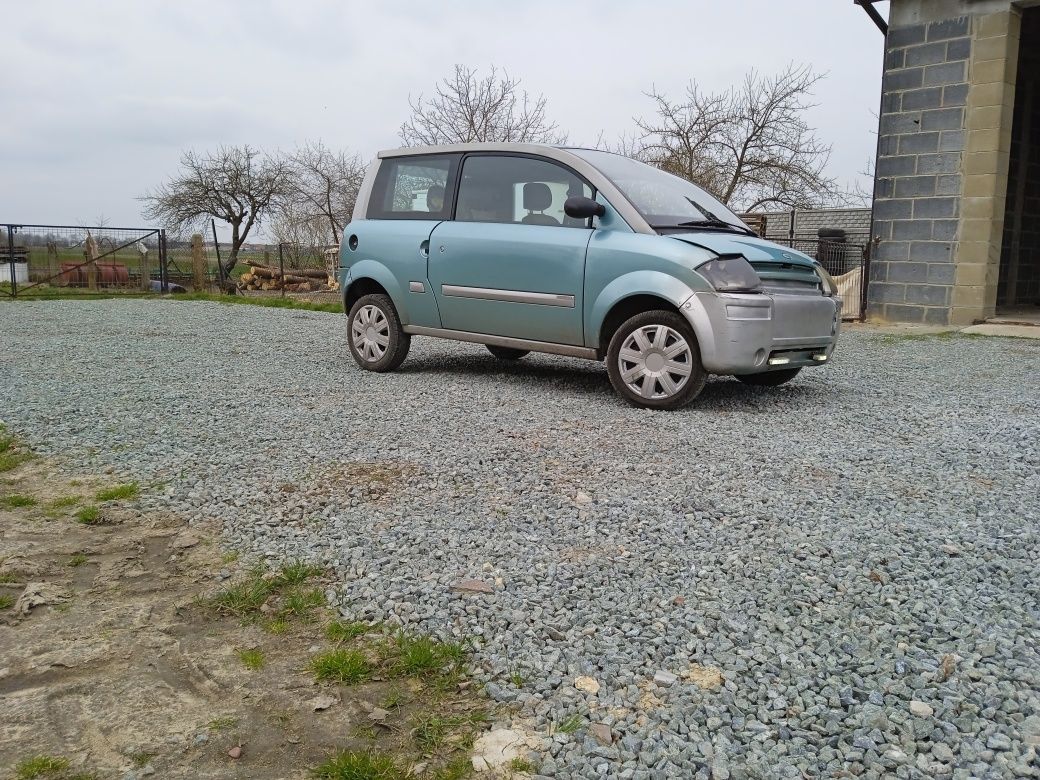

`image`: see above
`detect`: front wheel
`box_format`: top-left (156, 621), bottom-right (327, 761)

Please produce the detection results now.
top-left (735, 367), bottom-right (801, 386)
top-left (347, 293), bottom-right (410, 372)
top-left (606, 310), bottom-right (707, 410)
top-left (487, 345), bottom-right (529, 360)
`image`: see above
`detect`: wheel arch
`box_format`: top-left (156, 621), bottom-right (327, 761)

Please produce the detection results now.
top-left (588, 271), bottom-right (701, 357)
top-left (343, 259), bottom-right (408, 324)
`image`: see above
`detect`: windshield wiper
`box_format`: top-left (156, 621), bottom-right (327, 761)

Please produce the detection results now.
top-left (652, 219), bottom-right (758, 236)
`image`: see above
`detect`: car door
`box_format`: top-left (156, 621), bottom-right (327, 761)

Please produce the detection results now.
top-left (427, 154), bottom-right (594, 346)
top-left (359, 153), bottom-right (460, 328)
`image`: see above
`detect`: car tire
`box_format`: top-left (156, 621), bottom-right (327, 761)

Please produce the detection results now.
top-left (487, 345), bottom-right (530, 360)
top-left (735, 367), bottom-right (802, 386)
top-left (606, 309), bottom-right (707, 410)
top-left (347, 293), bottom-right (410, 372)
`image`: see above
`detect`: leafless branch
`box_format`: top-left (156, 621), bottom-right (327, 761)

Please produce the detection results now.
top-left (399, 65), bottom-right (566, 146)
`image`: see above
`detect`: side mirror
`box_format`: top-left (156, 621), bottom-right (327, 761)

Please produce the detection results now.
top-left (564, 196), bottom-right (606, 220)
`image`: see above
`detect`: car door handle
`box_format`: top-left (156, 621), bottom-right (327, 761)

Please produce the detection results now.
top-left (419, 240), bottom-right (429, 258)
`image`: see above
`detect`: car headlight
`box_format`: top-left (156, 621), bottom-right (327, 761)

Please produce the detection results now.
top-left (695, 255), bottom-right (762, 293)
top-left (815, 264), bottom-right (838, 296)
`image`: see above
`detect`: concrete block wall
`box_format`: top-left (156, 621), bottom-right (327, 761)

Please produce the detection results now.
top-left (869, 14), bottom-right (973, 324)
top-left (868, 0), bottom-right (1023, 325)
top-left (745, 208), bottom-right (872, 241)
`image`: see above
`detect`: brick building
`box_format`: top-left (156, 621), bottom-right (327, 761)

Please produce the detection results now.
top-left (865, 0), bottom-right (1039, 325)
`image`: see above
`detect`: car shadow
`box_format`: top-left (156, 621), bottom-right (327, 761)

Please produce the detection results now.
top-left (397, 349), bottom-right (823, 411)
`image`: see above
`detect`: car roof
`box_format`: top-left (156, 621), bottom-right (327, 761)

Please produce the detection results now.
top-left (376, 143), bottom-right (612, 159)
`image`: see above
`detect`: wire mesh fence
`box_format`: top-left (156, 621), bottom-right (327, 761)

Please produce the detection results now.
top-left (1, 223), bottom-right (167, 296)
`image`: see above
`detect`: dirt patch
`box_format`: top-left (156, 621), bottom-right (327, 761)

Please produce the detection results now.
top-left (0, 454), bottom-right (490, 780)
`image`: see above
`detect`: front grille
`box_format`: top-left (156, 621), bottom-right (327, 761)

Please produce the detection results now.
top-left (750, 260), bottom-right (821, 292)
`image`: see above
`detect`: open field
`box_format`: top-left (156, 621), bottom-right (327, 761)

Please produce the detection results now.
top-left (1, 300), bottom-right (1039, 778)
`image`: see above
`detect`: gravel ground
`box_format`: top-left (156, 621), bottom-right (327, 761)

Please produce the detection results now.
top-left (2, 299), bottom-right (1039, 779)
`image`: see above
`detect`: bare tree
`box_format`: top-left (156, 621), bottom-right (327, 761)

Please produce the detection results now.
top-left (141, 145), bottom-right (288, 277)
top-left (635, 65), bottom-right (841, 211)
top-left (399, 65), bottom-right (566, 146)
top-left (280, 141), bottom-right (367, 246)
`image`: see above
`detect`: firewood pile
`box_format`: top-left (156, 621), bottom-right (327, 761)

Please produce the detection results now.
top-left (238, 263), bottom-right (339, 293)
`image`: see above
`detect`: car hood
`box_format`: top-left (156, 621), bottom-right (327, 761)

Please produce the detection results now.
top-left (667, 232), bottom-right (817, 268)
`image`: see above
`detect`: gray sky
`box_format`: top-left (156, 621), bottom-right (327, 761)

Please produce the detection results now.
top-left (1, 0), bottom-right (887, 237)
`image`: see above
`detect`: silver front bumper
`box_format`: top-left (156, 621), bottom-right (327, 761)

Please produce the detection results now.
top-left (682, 291), bottom-right (841, 375)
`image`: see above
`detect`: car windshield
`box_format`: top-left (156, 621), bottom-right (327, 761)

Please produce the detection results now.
top-left (568, 148), bottom-right (750, 232)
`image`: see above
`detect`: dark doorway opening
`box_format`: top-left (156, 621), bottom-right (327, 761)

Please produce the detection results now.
top-left (998, 7), bottom-right (1040, 312)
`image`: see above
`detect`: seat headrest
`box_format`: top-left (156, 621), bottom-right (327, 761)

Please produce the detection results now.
top-left (426, 185), bottom-right (445, 212)
top-left (523, 182), bottom-right (553, 212)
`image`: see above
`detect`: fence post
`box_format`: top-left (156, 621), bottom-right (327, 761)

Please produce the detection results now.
top-left (159, 229), bottom-right (169, 293)
top-left (6, 225), bottom-right (16, 297)
top-left (211, 219), bottom-right (225, 291)
top-left (85, 234), bottom-right (98, 291)
top-left (278, 243), bottom-right (285, 298)
top-left (789, 209), bottom-right (796, 244)
top-left (191, 233), bottom-right (206, 291)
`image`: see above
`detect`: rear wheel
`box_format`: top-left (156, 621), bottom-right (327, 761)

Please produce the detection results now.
top-left (347, 293), bottom-right (410, 372)
top-left (606, 309), bottom-right (707, 410)
top-left (487, 345), bottom-right (529, 360)
top-left (735, 367), bottom-right (802, 386)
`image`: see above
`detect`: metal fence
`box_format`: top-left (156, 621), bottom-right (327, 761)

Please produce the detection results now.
top-left (0, 223), bottom-right (173, 296)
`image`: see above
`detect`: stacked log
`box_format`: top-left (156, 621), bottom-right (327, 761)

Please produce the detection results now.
top-left (238, 263), bottom-right (340, 293)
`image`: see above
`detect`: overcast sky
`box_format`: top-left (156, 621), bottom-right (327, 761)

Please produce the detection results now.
top-left (1, 1), bottom-right (888, 238)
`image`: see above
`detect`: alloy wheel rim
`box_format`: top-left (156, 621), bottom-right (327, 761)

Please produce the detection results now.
top-left (618, 324), bottom-right (693, 400)
top-left (351, 305), bottom-right (390, 362)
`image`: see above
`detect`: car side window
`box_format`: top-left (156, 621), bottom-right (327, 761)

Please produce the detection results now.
top-left (455, 155), bottom-right (593, 228)
top-left (368, 155), bottom-right (457, 220)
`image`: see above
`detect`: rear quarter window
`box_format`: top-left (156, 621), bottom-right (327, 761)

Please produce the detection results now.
top-left (367, 155), bottom-right (458, 220)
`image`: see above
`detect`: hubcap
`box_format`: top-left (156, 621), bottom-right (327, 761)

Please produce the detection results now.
top-left (618, 324), bottom-right (693, 400)
top-left (351, 304), bottom-right (390, 362)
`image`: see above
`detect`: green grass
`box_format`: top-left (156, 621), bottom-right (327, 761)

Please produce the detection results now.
top-left (310, 648), bottom-right (372, 684)
top-left (279, 560), bottom-right (325, 585)
top-left (178, 292), bottom-right (342, 314)
top-left (0, 572), bottom-right (18, 583)
top-left (509, 670), bottom-right (524, 687)
top-left (0, 594), bottom-right (14, 610)
top-left (208, 562), bottom-right (326, 623)
top-left (207, 715), bottom-right (239, 730)
top-left (75, 505), bottom-right (104, 525)
top-left (238, 648), bottom-right (266, 670)
top-left (95, 482), bottom-right (139, 501)
top-left (311, 750), bottom-right (407, 780)
top-left (67, 553), bottom-right (89, 567)
top-left (411, 712), bottom-right (486, 752)
top-left (15, 755), bottom-right (70, 779)
top-left (326, 619), bottom-right (371, 643)
top-left (1, 494), bottom-right (37, 508)
top-left (264, 618), bottom-right (290, 635)
top-left (556, 714), bottom-right (583, 735)
top-left (0, 424), bottom-right (32, 473)
top-left (427, 757), bottom-right (473, 780)
top-left (390, 633), bottom-right (466, 677)
top-left (509, 758), bottom-right (534, 773)
top-left (279, 586), bottom-right (325, 619)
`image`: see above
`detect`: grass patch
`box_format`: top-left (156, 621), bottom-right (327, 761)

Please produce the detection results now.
top-left (180, 291), bottom-right (343, 314)
top-left (312, 750), bottom-right (406, 780)
top-left (208, 562), bottom-right (325, 622)
top-left (67, 553), bottom-right (89, 567)
top-left (238, 648), bottom-right (265, 670)
top-left (15, 755), bottom-right (69, 779)
top-left (0, 594), bottom-right (14, 609)
top-left (75, 505), bottom-right (105, 525)
top-left (220, 550), bottom-right (240, 564)
top-left (389, 633), bottom-right (466, 677)
top-left (280, 586), bottom-right (325, 619)
top-left (326, 619), bottom-right (371, 643)
top-left (509, 757), bottom-right (534, 773)
top-left (509, 670), bottom-right (524, 688)
top-left (264, 618), bottom-right (290, 635)
top-left (0, 572), bottom-right (18, 584)
top-left (0, 424), bottom-right (32, 473)
top-left (428, 757), bottom-right (473, 780)
top-left (411, 712), bottom-right (486, 753)
top-left (1, 494), bottom-right (37, 509)
top-left (207, 715), bottom-right (239, 731)
top-left (555, 714), bottom-right (583, 735)
top-left (95, 482), bottom-right (139, 501)
top-left (311, 648), bottom-right (372, 684)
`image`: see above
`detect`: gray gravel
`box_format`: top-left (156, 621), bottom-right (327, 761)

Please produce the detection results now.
top-left (3, 299), bottom-right (1039, 779)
